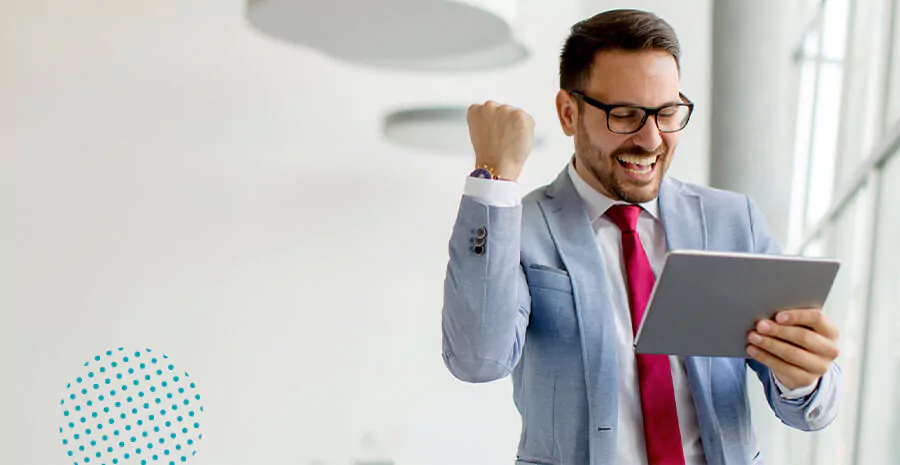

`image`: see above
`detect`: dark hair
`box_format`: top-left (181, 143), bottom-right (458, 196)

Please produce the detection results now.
top-left (559, 9), bottom-right (680, 91)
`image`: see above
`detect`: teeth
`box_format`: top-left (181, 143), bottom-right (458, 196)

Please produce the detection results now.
top-left (626, 165), bottom-right (652, 175)
top-left (617, 154), bottom-right (657, 166)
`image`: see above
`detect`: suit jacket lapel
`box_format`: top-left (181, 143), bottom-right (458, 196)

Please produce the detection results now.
top-left (658, 177), bottom-right (706, 251)
top-left (537, 169), bottom-right (619, 451)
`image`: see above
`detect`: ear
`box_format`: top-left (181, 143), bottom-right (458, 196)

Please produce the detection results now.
top-left (556, 90), bottom-right (578, 137)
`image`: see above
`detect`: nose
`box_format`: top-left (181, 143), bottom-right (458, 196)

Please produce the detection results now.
top-left (631, 115), bottom-right (663, 151)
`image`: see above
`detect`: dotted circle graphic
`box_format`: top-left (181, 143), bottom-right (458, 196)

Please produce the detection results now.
top-left (59, 348), bottom-right (205, 465)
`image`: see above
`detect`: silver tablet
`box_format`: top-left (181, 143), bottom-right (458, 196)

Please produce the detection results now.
top-left (634, 250), bottom-right (840, 358)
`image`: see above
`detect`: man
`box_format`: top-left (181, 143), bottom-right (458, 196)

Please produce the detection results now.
top-left (441, 9), bottom-right (841, 465)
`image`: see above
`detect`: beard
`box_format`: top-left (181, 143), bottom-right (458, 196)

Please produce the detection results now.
top-left (575, 118), bottom-right (669, 204)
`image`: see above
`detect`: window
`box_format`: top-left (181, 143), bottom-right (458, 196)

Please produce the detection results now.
top-left (786, 1), bottom-right (900, 463)
top-left (805, 186), bottom-right (874, 465)
top-left (788, 32), bottom-right (821, 249)
top-left (854, 151), bottom-right (900, 464)
top-left (837, 0), bottom-right (893, 185)
top-left (788, 0), bottom-right (851, 246)
top-left (886, 0), bottom-right (900, 127)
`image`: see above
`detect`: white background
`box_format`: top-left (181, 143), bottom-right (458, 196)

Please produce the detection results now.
top-left (0, 0), bottom-right (713, 463)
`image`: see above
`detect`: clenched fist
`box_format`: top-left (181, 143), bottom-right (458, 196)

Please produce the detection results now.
top-left (467, 101), bottom-right (535, 181)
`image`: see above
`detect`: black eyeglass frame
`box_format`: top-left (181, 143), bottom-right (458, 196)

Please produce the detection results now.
top-left (568, 90), bottom-right (695, 135)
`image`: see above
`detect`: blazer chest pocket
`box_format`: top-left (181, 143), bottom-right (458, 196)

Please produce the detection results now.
top-left (527, 264), bottom-right (571, 290)
top-left (526, 264), bottom-right (578, 338)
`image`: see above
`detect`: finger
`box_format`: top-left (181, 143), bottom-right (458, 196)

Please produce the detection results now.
top-left (746, 345), bottom-right (818, 387)
top-left (523, 112), bottom-right (535, 128)
top-left (756, 320), bottom-right (840, 359)
top-left (748, 332), bottom-right (831, 377)
top-left (775, 308), bottom-right (840, 340)
top-left (469, 102), bottom-right (484, 115)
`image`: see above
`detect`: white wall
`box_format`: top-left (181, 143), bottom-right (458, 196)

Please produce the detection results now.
top-left (0, 0), bottom-right (711, 463)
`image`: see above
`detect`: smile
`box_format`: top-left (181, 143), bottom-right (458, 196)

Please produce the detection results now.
top-left (616, 154), bottom-right (660, 175)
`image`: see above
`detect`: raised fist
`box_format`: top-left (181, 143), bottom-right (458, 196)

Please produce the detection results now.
top-left (467, 101), bottom-right (535, 181)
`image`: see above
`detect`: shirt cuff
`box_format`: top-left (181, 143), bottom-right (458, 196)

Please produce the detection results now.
top-left (463, 176), bottom-right (521, 207)
top-left (773, 373), bottom-right (818, 399)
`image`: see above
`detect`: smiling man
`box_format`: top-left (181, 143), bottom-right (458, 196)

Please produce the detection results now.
top-left (441, 9), bottom-right (841, 465)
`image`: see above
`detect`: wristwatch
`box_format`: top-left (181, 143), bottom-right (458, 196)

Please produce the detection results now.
top-left (470, 167), bottom-right (495, 179)
top-left (470, 165), bottom-right (507, 181)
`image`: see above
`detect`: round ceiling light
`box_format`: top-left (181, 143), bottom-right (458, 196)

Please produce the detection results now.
top-left (246, 0), bottom-right (529, 71)
top-left (383, 106), bottom-right (544, 155)
top-left (366, 39), bottom-right (528, 72)
top-left (384, 107), bottom-right (472, 155)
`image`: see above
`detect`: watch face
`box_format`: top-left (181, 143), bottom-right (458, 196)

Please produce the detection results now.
top-left (471, 168), bottom-right (493, 179)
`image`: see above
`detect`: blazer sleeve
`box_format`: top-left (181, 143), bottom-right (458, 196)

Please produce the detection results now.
top-left (441, 195), bottom-right (531, 383)
top-left (744, 196), bottom-right (843, 431)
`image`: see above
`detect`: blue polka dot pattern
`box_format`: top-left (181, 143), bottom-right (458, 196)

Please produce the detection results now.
top-left (59, 348), bottom-right (204, 465)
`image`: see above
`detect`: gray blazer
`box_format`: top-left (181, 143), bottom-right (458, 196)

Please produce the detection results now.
top-left (442, 168), bottom-right (841, 465)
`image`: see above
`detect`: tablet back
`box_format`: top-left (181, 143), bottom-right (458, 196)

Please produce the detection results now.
top-left (634, 250), bottom-right (840, 358)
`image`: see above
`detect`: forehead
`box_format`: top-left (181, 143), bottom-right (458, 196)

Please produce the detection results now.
top-left (586, 50), bottom-right (680, 105)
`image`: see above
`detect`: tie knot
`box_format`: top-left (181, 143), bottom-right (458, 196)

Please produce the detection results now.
top-left (605, 204), bottom-right (642, 233)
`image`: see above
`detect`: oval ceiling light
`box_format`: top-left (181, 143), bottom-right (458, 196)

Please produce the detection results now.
top-left (365, 39), bottom-right (528, 72)
top-left (246, 0), bottom-right (529, 71)
top-left (383, 106), bottom-right (543, 155)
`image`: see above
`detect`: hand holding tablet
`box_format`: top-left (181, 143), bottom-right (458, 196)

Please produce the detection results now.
top-left (634, 250), bottom-right (840, 360)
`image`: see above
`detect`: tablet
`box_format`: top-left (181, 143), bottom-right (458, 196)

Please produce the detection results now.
top-left (633, 250), bottom-right (840, 358)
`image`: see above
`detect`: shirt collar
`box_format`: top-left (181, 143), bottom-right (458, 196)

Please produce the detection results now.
top-left (566, 159), bottom-right (661, 224)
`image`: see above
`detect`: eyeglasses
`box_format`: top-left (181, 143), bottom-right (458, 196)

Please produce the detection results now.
top-left (568, 90), bottom-right (694, 135)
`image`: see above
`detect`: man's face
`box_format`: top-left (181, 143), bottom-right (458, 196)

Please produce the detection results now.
top-left (563, 50), bottom-right (682, 203)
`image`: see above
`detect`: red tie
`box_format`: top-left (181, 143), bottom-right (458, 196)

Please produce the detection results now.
top-left (606, 205), bottom-right (685, 465)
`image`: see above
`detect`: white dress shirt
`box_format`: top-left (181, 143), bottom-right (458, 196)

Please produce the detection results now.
top-left (462, 161), bottom-right (816, 464)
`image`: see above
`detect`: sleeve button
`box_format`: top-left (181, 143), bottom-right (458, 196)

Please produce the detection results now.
top-left (809, 406), bottom-right (821, 419)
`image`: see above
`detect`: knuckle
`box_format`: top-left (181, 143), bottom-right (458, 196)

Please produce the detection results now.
top-left (799, 331), bottom-right (814, 348)
top-left (783, 346), bottom-right (799, 362)
top-left (779, 342), bottom-right (801, 361)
